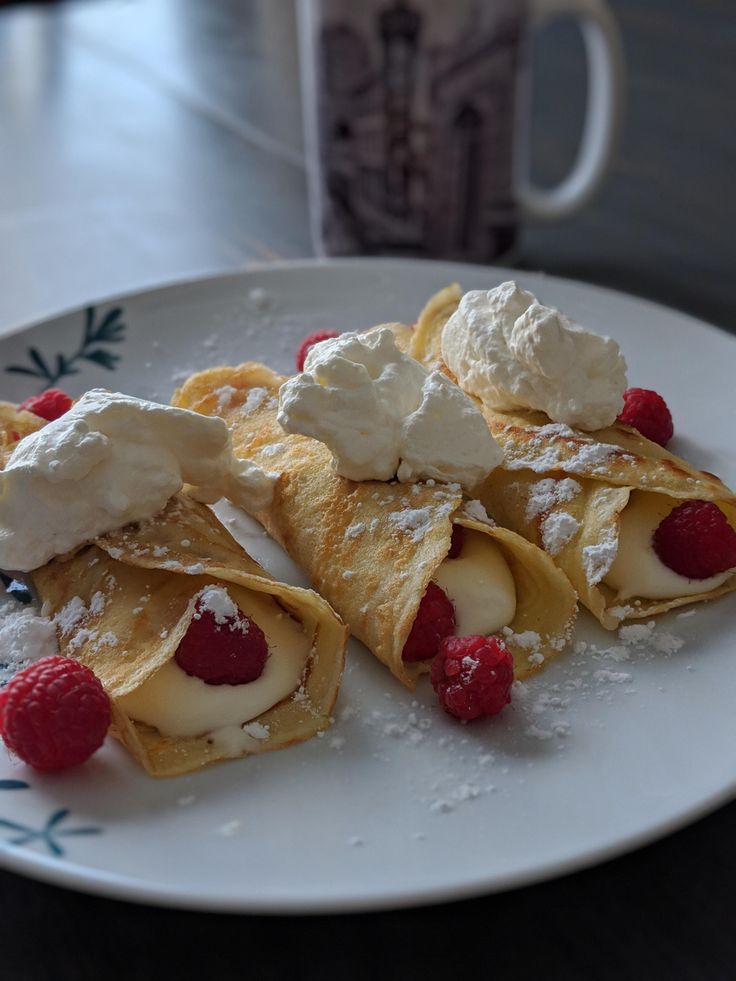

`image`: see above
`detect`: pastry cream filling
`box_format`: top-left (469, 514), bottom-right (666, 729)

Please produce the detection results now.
top-left (118, 586), bottom-right (310, 740)
top-left (433, 529), bottom-right (517, 635)
top-left (605, 491), bottom-right (732, 600)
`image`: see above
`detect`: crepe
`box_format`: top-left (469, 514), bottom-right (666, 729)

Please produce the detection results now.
top-left (1, 397), bottom-right (346, 776)
top-left (0, 402), bottom-right (44, 467)
top-left (403, 284), bottom-right (736, 628)
top-left (31, 493), bottom-right (347, 777)
top-left (172, 363), bottom-right (577, 686)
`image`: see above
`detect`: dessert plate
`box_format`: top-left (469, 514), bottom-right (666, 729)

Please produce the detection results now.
top-left (0, 259), bottom-right (734, 913)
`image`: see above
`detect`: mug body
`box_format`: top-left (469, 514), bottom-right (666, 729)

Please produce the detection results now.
top-left (300, 0), bottom-right (529, 262)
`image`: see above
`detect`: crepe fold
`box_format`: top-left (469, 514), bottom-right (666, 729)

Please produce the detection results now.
top-left (31, 494), bottom-right (347, 777)
top-left (404, 284), bottom-right (736, 629)
top-left (172, 363), bottom-right (577, 686)
top-left (0, 402), bottom-right (44, 467)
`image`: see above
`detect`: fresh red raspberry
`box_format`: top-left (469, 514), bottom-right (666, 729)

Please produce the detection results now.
top-left (19, 388), bottom-right (73, 422)
top-left (18, 388), bottom-right (72, 422)
top-left (0, 656), bottom-right (110, 771)
top-left (402, 582), bottom-right (456, 662)
top-left (175, 595), bottom-right (269, 685)
top-left (617, 388), bottom-right (673, 446)
top-left (431, 635), bottom-right (514, 720)
top-left (295, 330), bottom-right (340, 372)
top-left (447, 524), bottom-right (465, 559)
top-left (653, 500), bottom-right (736, 579)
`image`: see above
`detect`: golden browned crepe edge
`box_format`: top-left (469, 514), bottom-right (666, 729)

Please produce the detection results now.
top-left (407, 284), bottom-right (736, 503)
top-left (479, 469), bottom-right (736, 629)
top-left (0, 402), bottom-right (45, 467)
top-left (478, 521), bottom-right (577, 677)
top-left (33, 494), bottom-right (348, 778)
top-left (403, 285), bottom-right (736, 626)
top-left (173, 363), bottom-right (578, 684)
top-left (408, 283), bottom-right (463, 368)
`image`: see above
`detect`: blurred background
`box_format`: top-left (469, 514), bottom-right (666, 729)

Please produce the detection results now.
top-left (0, 0), bottom-right (733, 331)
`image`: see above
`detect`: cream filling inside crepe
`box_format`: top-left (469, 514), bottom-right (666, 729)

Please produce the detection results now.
top-left (433, 529), bottom-right (517, 635)
top-left (605, 491), bottom-right (732, 600)
top-left (117, 586), bottom-right (310, 742)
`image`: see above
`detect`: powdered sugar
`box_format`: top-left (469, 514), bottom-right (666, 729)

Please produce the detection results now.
top-left (618, 622), bottom-right (655, 645)
top-left (260, 443), bottom-right (285, 458)
top-left (196, 585), bottom-right (238, 623)
top-left (507, 426), bottom-right (628, 476)
top-left (0, 596), bottom-right (59, 686)
top-left (241, 721), bottom-right (269, 741)
top-left (608, 604), bottom-right (634, 620)
top-left (88, 592), bottom-right (105, 616)
top-left (55, 596), bottom-right (88, 634)
top-left (525, 477), bottom-right (582, 520)
top-left (388, 507), bottom-right (432, 544)
top-left (311, 605), bottom-right (698, 847)
top-left (618, 620), bottom-right (684, 655)
top-left (213, 385), bottom-right (237, 412)
top-left (195, 585), bottom-right (249, 633)
top-left (541, 511), bottom-right (580, 555)
top-left (583, 536), bottom-right (619, 585)
top-left (345, 522), bottom-right (366, 540)
top-left (463, 499), bottom-right (495, 525)
top-left (96, 630), bottom-right (118, 648)
top-left (55, 591), bottom-right (108, 651)
top-left (593, 668), bottom-right (632, 684)
top-left (242, 388), bottom-right (274, 415)
top-left (248, 287), bottom-right (271, 310)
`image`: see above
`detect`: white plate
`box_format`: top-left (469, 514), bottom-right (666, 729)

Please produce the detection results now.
top-left (0, 259), bottom-right (734, 913)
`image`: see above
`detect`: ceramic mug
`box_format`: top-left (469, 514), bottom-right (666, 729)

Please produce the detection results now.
top-left (298, 0), bottom-right (623, 261)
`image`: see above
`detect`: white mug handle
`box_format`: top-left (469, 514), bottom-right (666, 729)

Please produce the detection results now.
top-left (518, 0), bottom-right (625, 220)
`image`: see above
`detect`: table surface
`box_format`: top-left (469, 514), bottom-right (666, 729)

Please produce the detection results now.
top-left (1, 0), bottom-right (734, 977)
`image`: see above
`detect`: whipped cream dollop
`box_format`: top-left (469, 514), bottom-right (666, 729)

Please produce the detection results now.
top-left (605, 492), bottom-right (732, 599)
top-left (278, 328), bottom-right (502, 489)
top-left (0, 390), bottom-right (275, 572)
top-left (442, 282), bottom-right (628, 431)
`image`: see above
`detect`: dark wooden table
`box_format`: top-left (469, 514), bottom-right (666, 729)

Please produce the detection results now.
top-left (1, 1), bottom-right (734, 978)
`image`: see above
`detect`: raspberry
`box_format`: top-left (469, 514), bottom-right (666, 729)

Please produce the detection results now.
top-left (0, 656), bottom-right (110, 771)
top-left (653, 500), bottom-right (736, 579)
top-left (617, 388), bottom-right (673, 446)
top-left (402, 582), bottom-right (456, 662)
top-left (174, 595), bottom-right (268, 684)
top-left (431, 635), bottom-right (514, 721)
top-left (447, 524), bottom-right (465, 559)
top-left (295, 330), bottom-right (340, 372)
top-left (19, 388), bottom-right (73, 422)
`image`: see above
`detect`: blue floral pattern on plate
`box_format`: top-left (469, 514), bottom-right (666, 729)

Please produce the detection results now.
top-left (5, 305), bottom-right (126, 390)
top-left (0, 782), bottom-right (102, 857)
top-left (0, 310), bottom-right (125, 859)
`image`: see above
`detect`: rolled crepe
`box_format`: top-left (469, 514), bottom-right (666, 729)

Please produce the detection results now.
top-left (404, 284), bottom-right (736, 628)
top-left (29, 493), bottom-right (347, 778)
top-left (1, 403), bottom-right (346, 776)
top-left (172, 363), bottom-right (577, 686)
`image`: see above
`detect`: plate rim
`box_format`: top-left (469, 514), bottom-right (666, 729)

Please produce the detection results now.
top-left (1, 774), bottom-right (733, 914)
top-left (1, 257), bottom-right (735, 350)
